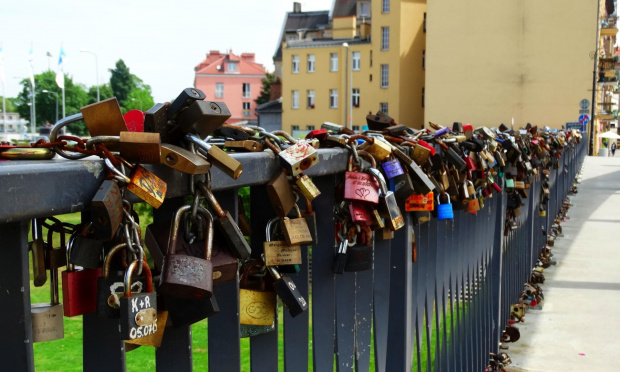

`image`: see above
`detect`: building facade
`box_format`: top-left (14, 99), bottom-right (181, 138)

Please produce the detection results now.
top-left (279, 0), bottom-right (427, 135)
top-left (425, 0), bottom-right (601, 131)
top-left (194, 50), bottom-right (266, 124)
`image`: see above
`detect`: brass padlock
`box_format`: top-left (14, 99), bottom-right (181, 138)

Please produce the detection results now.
top-left (119, 131), bottom-right (162, 164)
top-left (266, 170), bottom-right (297, 218)
top-left (91, 179), bottom-right (123, 240)
top-left (187, 134), bottom-right (242, 179)
top-left (356, 135), bottom-right (392, 161)
top-left (239, 261), bottom-right (277, 337)
top-left (32, 268), bottom-right (64, 342)
top-left (225, 140), bottom-right (264, 152)
top-left (263, 217), bottom-right (302, 267)
top-left (160, 144), bottom-right (211, 174)
top-left (294, 174), bottom-right (321, 202)
top-left (30, 219), bottom-right (47, 287)
top-left (81, 97), bottom-right (127, 136)
top-left (280, 205), bottom-right (313, 245)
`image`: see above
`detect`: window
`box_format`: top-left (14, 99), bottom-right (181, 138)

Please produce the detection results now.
top-left (228, 62), bottom-right (237, 72)
top-left (242, 83), bottom-right (251, 98)
top-left (307, 90), bottom-right (315, 108)
top-left (307, 125), bottom-right (315, 131)
top-left (382, 0), bottom-right (390, 13)
top-left (380, 102), bottom-right (388, 114)
top-left (292, 55), bottom-right (299, 73)
top-left (370, 50), bottom-right (373, 67)
top-left (381, 27), bottom-right (390, 50)
top-left (352, 89), bottom-right (360, 107)
top-left (330, 53), bottom-right (338, 72)
top-left (215, 83), bottom-right (224, 98)
top-left (291, 125), bottom-right (300, 131)
top-left (308, 54), bottom-right (315, 72)
top-left (381, 65), bottom-right (389, 88)
top-left (422, 88), bottom-right (425, 107)
top-left (292, 90), bottom-right (299, 109)
top-left (352, 52), bottom-right (361, 71)
top-left (242, 102), bottom-right (251, 116)
top-left (358, 2), bottom-right (370, 17)
top-left (370, 74), bottom-right (372, 82)
top-left (424, 13), bottom-right (427, 33)
top-left (423, 50), bottom-right (425, 70)
top-left (353, 125), bottom-right (360, 132)
top-left (330, 89), bottom-right (338, 108)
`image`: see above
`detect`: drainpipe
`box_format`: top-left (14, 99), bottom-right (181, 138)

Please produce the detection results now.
top-left (590, 0), bottom-right (601, 156)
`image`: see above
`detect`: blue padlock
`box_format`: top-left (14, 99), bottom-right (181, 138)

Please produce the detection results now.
top-left (436, 193), bottom-right (454, 220)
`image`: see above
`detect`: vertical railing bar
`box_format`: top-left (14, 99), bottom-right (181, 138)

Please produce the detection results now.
top-left (414, 221), bottom-right (427, 372)
top-left (283, 243), bottom-right (310, 372)
top-left (372, 233), bottom-right (391, 372)
top-left (354, 245), bottom-right (373, 372)
top-left (424, 218), bottom-right (438, 371)
top-left (335, 268), bottom-right (355, 371)
top-left (433, 220), bottom-right (445, 372)
top-left (311, 175), bottom-right (337, 372)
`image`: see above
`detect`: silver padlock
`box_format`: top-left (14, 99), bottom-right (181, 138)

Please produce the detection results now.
top-left (32, 268), bottom-right (64, 342)
top-left (278, 140), bottom-right (319, 177)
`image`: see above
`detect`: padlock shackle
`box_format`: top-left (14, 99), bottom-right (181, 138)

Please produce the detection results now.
top-left (167, 205), bottom-right (214, 260)
top-left (271, 130), bottom-right (298, 144)
top-left (124, 259), bottom-right (153, 298)
top-left (263, 136), bottom-right (281, 155)
top-left (197, 181), bottom-right (226, 218)
top-left (102, 242), bottom-right (129, 278)
top-left (357, 149), bottom-right (377, 169)
top-left (265, 217), bottom-right (279, 242)
top-left (49, 113), bottom-right (91, 160)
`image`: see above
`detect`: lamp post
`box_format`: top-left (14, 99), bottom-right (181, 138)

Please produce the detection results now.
top-left (42, 90), bottom-right (59, 123)
top-left (343, 42), bottom-right (350, 129)
top-left (131, 98), bottom-right (143, 111)
top-left (80, 48), bottom-right (99, 102)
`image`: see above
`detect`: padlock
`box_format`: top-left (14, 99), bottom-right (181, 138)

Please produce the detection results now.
top-left (105, 158), bottom-right (167, 209)
top-left (344, 148), bottom-right (380, 204)
top-left (381, 155), bottom-right (405, 179)
top-left (160, 205), bottom-right (214, 299)
top-left (280, 205), bottom-right (313, 245)
top-left (294, 188), bottom-right (318, 246)
top-left (119, 259), bottom-right (157, 341)
top-left (349, 201), bottom-right (374, 227)
top-left (123, 109), bottom-right (143, 131)
top-left (405, 191), bottom-right (434, 212)
top-left (332, 239), bottom-right (348, 274)
top-left (368, 166), bottom-right (404, 231)
top-left (30, 218), bottom-right (47, 287)
top-left (91, 179), bottom-right (124, 240)
top-left (239, 261), bottom-right (277, 337)
top-left (393, 171), bottom-right (416, 204)
top-left (69, 225), bottom-right (104, 269)
top-left (31, 267), bottom-right (64, 342)
top-left (161, 143), bottom-right (211, 174)
top-left (186, 134), bottom-right (243, 179)
top-left (356, 135), bottom-right (392, 161)
top-left (225, 140), bottom-right (264, 152)
top-left (263, 217), bottom-right (302, 267)
top-left (266, 170), bottom-right (297, 217)
top-left (306, 128), bottom-right (329, 140)
top-left (266, 264), bottom-right (308, 317)
top-left (166, 87), bottom-right (207, 120)
top-left (62, 232), bottom-right (102, 317)
top-left (321, 121), bottom-right (356, 135)
top-left (118, 131), bottom-right (162, 164)
top-left (392, 147), bottom-right (435, 194)
top-left (277, 139), bottom-right (320, 177)
top-left (436, 193), bottom-right (454, 220)
top-left (294, 173), bottom-right (321, 201)
top-left (411, 144), bottom-right (431, 166)
top-left (365, 111), bottom-right (394, 130)
top-left (81, 97), bottom-right (127, 136)
top-left (215, 124), bottom-right (251, 140)
top-left (176, 100), bottom-right (231, 139)
top-left (97, 243), bottom-right (145, 318)
top-left (344, 239), bottom-right (373, 272)
top-left (198, 180), bottom-right (252, 260)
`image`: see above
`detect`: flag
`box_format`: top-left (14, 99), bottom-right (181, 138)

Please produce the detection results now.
top-left (28, 45), bottom-right (35, 88)
top-left (55, 46), bottom-right (66, 89)
top-left (0, 45), bottom-right (5, 85)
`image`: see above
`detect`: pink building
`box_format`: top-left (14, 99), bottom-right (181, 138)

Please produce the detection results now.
top-left (194, 50), bottom-right (266, 123)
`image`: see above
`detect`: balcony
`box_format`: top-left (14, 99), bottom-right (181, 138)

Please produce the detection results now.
top-left (601, 16), bottom-right (618, 36)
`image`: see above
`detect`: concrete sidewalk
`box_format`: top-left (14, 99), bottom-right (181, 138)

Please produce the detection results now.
top-left (505, 155), bottom-right (620, 372)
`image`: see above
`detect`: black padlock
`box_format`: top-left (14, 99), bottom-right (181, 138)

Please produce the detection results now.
top-left (97, 243), bottom-right (145, 318)
top-left (70, 226), bottom-right (104, 269)
top-left (176, 100), bottom-right (231, 139)
top-left (166, 87), bottom-right (206, 121)
top-left (344, 244), bottom-right (373, 272)
top-left (120, 259), bottom-right (157, 341)
top-left (266, 265), bottom-right (308, 317)
top-left (162, 292), bottom-right (220, 327)
top-left (332, 239), bottom-right (348, 274)
top-left (214, 125), bottom-right (250, 140)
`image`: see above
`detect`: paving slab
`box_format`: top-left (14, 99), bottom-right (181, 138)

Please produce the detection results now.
top-left (505, 155), bottom-right (620, 371)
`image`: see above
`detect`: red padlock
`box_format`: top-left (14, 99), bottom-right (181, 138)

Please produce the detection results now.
top-left (124, 109), bottom-right (145, 132)
top-left (62, 233), bottom-right (102, 317)
top-left (305, 129), bottom-right (329, 140)
top-left (343, 148), bottom-right (379, 204)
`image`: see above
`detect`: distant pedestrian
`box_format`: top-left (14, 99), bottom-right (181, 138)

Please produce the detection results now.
top-left (612, 142), bottom-right (617, 157)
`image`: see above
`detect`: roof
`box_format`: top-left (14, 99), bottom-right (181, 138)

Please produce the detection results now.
top-left (332, 0), bottom-right (358, 18)
top-left (274, 10), bottom-right (330, 60)
top-left (256, 98), bottom-right (282, 113)
top-left (194, 50), bottom-right (266, 75)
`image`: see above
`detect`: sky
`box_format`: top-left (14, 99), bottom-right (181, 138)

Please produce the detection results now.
top-left (0, 0), bottom-right (332, 104)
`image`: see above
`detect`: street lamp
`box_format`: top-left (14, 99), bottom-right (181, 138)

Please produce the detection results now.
top-left (42, 90), bottom-right (59, 123)
top-left (80, 48), bottom-right (99, 102)
top-left (131, 98), bottom-right (143, 111)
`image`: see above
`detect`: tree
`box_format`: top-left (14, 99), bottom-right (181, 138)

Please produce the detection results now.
top-left (254, 72), bottom-right (277, 106)
top-left (109, 59), bottom-right (134, 105)
top-left (0, 97), bottom-right (17, 112)
top-left (86, 84), bottom-right (114, 105)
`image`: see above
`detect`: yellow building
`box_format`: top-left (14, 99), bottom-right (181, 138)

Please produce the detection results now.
top-left (280, 0), bottom-right (427, 135)
top-left (424, 0), bottom-right (603, 133)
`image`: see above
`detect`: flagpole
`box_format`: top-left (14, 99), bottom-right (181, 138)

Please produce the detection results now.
top-left (31, 82), bottom-right (36, 137)
top-left (2, 83), bottom-right (6, 134)
top-left (62, 86), bottom-right (65, 118)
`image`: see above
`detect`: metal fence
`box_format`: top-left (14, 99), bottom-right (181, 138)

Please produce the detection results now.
top-left (0, 134), bottom-right (586, 371)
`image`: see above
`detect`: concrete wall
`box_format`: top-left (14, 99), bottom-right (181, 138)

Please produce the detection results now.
top-left (425, 0), bottom-right (599, 129)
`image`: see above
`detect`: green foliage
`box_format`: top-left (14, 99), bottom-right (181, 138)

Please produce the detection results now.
top-left (86, 84), bottom-right (114, 105)
top-left (14, 71), bottom-right (89, 134)
top-left (254, 72), bottom-right (277, 106)
top-left (109, 59), bottom-right (134, 105)
top-left (0, 96), bottom-right (17, 112)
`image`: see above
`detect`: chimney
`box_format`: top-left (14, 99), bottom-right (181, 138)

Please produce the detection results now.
top-left (269, 79), bottom-right (282, 102)
top-left (293, 2), bottom-right (301, 13)
top-left (241, 53), bottom-right (255, 63)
